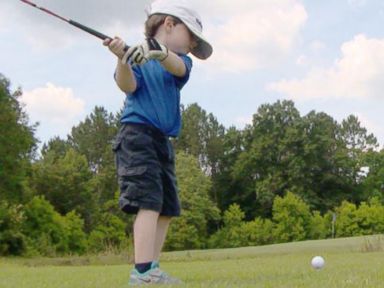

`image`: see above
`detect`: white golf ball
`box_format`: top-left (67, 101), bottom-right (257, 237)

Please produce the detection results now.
top-left (311, 256), bottom-right (325, 269)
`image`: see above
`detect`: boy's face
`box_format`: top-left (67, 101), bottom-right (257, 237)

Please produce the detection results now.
top-left (165, 19), bottom-right (198, 55)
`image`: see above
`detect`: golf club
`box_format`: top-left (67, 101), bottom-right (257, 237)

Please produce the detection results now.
top-left (20, 0), bottom-right (128, 50)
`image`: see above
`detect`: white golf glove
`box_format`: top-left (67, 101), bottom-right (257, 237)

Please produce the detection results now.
top-left (144, 38), bottom-right (169, 61)
top-left (122, 38), bottom-right (168, 65)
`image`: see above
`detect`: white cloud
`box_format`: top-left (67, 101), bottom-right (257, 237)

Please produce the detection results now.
top-left (348, 0), bottom-right (367, 8)
top-left (296, 41), bottom-right (326, 67)
top-left (267, 35), bottom-right (384, 100)
top-left (21, 83), bottom-right (85, 140)
top-left (296, 55), bottom-right (309, 66)
top-left (0, 4), bottom-right (9, 32)
top-left (310, 40), bottom-right (326, 53)
top-left (194, 0), bottom-right (307, 72)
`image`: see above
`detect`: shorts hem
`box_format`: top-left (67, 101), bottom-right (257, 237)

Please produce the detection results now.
top-left (120, 201), bottom-right (162, 214)
top-left (120, 201), bottom-right (180, 217)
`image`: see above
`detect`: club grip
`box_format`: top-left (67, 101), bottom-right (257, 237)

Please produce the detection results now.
top-left (69, 20), bottom-right (111, 40)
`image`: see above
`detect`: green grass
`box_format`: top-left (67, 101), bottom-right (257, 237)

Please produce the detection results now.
top-left (1, 235), bottom-right (383, 287)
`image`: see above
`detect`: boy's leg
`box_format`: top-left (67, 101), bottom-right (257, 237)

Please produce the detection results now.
top-left (152, 138), bottom-right (180, 263)
top-left (153, 216), bottom-right (172, 262)
top-left (134, 209), bottom-right (159, 264)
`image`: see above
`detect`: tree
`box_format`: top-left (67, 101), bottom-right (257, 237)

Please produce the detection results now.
top-left (88, 213), bottom-right (127, 253)
top-left (308, 211), bottom-right (328, 240)
top-left (68, 106), bottom-right (119, 204)
top-left (338, 115), bottom-right (378, 202)
top-left (231, 100), bottom-right (303, 218)
top-left (361, 150), bottom-right (384, 201)
top-left (87, 192), bottom-right (132, 253)
top-left (69, 106), bottom-right (118, 173)
top-left (164, 152), bottom-right (220, 250)
top-left (334, 198), bottom-right (384, 237)
top-left (208, 204), bottom-right (275, 248)
top-left (208, 203), bottom-right (245, 248)
top-left (231, 107), bottom-right (373, 216)
top-left (22, 196), bottom-right (69, 255)
top-left (175, 103), bottom-right (225, 178)
top-left (340, 115), bottom-right (378, 178)
top-left (0, 201), bottom-right (26, 256)
top-left (0, 74), bottom-right (37, 203)
top-left (41, 136), bottom-right (71, 160)
top-left (30, 149), bottom-right (96, 231)
top-left (213, 126), bottom-right (246, 213)
top-left (334, 201), bottom-right (360, 237)
top-left (272, 192), bottom-right (312, 242)
top-left (64, 211), bottom-right (88, 254)
top-left (355, 198), bottom-right (384, 235)
top-left (299, 111), bottom-right (352, 210)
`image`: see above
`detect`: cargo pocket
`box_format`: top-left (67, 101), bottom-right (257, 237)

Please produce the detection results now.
top-left (112, 125), bottom-right (130, 153)
top-left (167, 139), bottom-right (175, 163)
top-left (112, 135), bottom-right (122, 152)
top-left (118, 165), bottom-right (148, 200)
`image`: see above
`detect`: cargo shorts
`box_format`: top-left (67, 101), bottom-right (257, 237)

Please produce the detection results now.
top-left (112, 123), bottom-right (181, 217)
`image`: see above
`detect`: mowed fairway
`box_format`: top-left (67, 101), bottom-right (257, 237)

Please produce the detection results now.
top-left (0, 235), bottom-right (383, 288)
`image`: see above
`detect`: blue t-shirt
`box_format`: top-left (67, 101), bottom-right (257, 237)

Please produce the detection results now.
top-left (120, 55), bottom-right (193, 137)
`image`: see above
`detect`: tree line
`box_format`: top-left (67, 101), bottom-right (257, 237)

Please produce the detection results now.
top-left (1, 73), bottom-right (384, 256)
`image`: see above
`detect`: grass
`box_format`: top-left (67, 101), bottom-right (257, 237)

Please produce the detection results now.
top-left (0, 235), bottom-right (383, 287)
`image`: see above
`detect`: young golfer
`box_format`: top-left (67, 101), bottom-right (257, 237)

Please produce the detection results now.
top-left (103, 0), bottom-right (212, 284)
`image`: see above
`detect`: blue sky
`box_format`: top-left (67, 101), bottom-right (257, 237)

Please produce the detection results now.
top-left (1, 0), bottom-right (384, 148)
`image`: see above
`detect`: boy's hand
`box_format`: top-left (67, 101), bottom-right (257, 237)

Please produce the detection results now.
top-left (122, 45), bottom-right (147, 65)
top-left (122, 38), bottom-right (168, 65)
top-left (103, 37), bottom-right (127, 59)
top-left (144, 38), bottom-right (169, 62)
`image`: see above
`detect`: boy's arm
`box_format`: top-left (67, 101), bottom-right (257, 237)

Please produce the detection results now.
top-left (103, 37), bottom-right (137, 93)
top-left (125, 38), bottom-right (187, 78)
top-left (114, 60), bottom-right (137, 93)
top-left (159, 51), bottom-right (187, 78)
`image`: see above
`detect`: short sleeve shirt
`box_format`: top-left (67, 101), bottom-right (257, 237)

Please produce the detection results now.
top-left (120, 55), bottom-right (193, 137)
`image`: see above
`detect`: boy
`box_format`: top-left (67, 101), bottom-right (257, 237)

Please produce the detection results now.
top-left (103, 0), bottom-right (212, 285)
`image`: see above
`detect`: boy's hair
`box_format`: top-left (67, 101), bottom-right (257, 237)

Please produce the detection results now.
top-left (145, 14), bottom-right (182, 38)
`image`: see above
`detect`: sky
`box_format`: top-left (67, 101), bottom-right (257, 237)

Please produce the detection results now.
top-left (1, 0), bottom-right (384, 148)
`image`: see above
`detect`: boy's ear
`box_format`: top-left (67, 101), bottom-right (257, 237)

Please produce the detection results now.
top-left (164, 16), bottom-right (176, 31)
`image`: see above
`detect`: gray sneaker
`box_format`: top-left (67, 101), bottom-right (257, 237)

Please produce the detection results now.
top-left (129, 267), bottom-right (182, 285)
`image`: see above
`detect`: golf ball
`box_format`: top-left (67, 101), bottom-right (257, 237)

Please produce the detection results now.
top-left (311, 256), bottom-right (325, 269)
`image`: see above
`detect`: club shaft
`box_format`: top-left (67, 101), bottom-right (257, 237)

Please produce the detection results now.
top-left (20, 0), bottom-right (69, 22)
